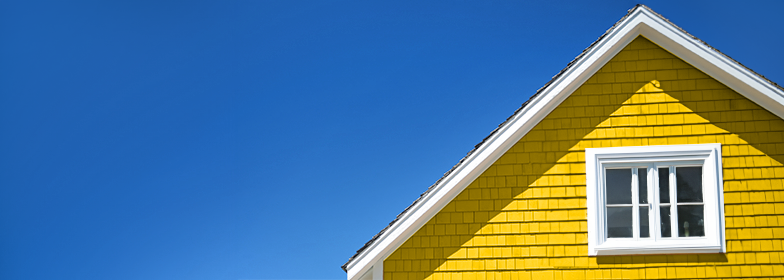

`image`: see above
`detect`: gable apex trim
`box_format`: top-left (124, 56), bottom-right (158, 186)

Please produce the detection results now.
top-left (344, 5), bottom-right (784, 280)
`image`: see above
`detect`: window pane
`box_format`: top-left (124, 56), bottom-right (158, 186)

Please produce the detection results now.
top-left (606, 169), bottom-right (632, 205)
top-left (638, 168), bottom-right (648, 204)
top-left (678, 205), bottom-right (705, 237)
top-left (607, 207), bottom-right (633, 238)
top-left (639, 206), bottom-right (649, 238)
top-left (660, 206), bottom-right (671, 237)
top-left (676, 167), bottom-right (703, 203)
top-left (659, 167), bottom-right (670, 203)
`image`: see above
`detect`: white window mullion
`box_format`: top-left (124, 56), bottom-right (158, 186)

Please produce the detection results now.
top-left (652, 164), bottom-right (660, 241)
top-left (632, 168), bottom-right (639, 240)
top-left (647, 164), bottom-right (655, 240)
top-left (670, 166), bottom-right (678, 238)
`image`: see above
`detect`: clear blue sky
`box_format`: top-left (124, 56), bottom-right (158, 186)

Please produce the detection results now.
top-left (1, 1), bottom-right (782, 279)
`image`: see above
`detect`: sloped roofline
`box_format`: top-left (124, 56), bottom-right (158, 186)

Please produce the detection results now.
top-left (343, 5), bottom-right (784, 279)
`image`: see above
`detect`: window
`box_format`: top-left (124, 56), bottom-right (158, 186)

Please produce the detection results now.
top-left (586, 144), bottom-right (725, 256)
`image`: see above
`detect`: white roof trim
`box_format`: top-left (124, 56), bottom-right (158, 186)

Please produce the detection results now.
top-left (345, 6), bottom-right (784, 280)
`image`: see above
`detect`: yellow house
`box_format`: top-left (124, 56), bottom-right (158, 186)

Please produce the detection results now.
top-left (343, 5), bottom-right (784, 280)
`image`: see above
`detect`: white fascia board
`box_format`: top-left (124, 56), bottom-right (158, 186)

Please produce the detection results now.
top-left (346, 7), bottom-right (781, 280)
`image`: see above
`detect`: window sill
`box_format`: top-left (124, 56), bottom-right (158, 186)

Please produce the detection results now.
top-left (591, 243), bottom-right (723, 256)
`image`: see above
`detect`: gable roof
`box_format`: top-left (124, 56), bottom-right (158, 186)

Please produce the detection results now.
top-left (343, 4), bottom-right (784, 279)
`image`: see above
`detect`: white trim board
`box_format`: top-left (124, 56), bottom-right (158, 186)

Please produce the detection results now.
top-left (344, 5), bottom-right (784, 280)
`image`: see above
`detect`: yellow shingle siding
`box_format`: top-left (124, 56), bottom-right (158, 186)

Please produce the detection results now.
top-left (383, 36), bottom-right (784, 280)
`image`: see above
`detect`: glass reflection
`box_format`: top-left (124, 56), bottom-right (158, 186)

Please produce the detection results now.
top-left (678, 205), bottom-right (705, 237)
top-left (607, 207), bottom-right (633, 238)
top-left (659, 167), bottom-right (670, 203)
top-left (676, 167), bottom-right (703, 203)
top-left (638, 168), bottom-right (648, 204)
top-left (639, 206), bottom-right (649, 238)
top-left (606, 169), bottom-right (632, 205)
top-left (660, 206), bottom-right (671, 237)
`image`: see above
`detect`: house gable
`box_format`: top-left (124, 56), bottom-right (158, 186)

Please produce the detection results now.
top-left (384, 35), bottom-right (784, 280)
top-left (344, 5), bottom-right (784, 280)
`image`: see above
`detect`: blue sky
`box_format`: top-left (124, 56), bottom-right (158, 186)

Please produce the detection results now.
top-left (1, 1), bottom-right (782, 279)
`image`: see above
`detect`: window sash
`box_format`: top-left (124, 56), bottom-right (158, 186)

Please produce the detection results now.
top-left (603, 161), bottom-right (704, 241)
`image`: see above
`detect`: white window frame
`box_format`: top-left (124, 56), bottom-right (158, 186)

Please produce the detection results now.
top-left (586, 144), bottom-right (725, 256)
